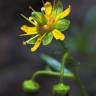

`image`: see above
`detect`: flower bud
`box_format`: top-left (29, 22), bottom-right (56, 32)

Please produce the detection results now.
top-left (53, 83), bottom-right (70, 95)
top-left (22, 80), bottom-right (40, 92)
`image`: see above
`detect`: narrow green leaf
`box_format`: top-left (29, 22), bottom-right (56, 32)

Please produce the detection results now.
top-left (42, 32), bottom-right (53, 45)
top-left (64, 53), bottom-right (80, 70)
top-left (54, 19), bottom-right (70, 31)
top-left (40, 54), bottom-right (74, 76)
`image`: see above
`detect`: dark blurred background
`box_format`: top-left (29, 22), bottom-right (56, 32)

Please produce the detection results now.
top-left (0, 0), bottom-right (96, 96)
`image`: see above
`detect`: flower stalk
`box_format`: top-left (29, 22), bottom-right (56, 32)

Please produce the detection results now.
top-left (59, 41), bottom-right (88, 96)
top-left (32, 70), bottom-right (75, 81)
top-left (60, 54), bottom-right (65, 83)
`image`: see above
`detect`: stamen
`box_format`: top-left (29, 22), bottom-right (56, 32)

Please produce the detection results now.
top-left (53, 0), bottom-right (56, 7)
top-left (22, 41), bottom-right (27, 45)
top-left (22, 35), bottom-right (39, 45)
top-left (41, 7), bottom-right (45, 12)
top-left (52, 0), bottom-right (56, 11)
top-left (29, 17), bottom-right (33, 21)
top-left (20, 14), bottom-right (36, 25)
top-left (29, 6), bottom-right (35, 12)
top-left (41, 0), bottom-right (44, 5)
top-left (26, 35), bottom-right (39, 43)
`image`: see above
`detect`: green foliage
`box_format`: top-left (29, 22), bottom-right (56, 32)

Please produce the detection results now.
top-left (42, 32), bottom-right (53, 45)
top-left (22, 80), bottom-right (40, 92)
top-left (54, 19), bottom-right (70, 31)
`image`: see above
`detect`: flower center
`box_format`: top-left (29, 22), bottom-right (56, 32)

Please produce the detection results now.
top-left (38, 15), bottom-right (55, 33)
top-left (46, 15), bottom-right (55, 25)
top-left (43, 24), bottom-right (51, 30)
top-left (38, 24), bottom-right (52, 33)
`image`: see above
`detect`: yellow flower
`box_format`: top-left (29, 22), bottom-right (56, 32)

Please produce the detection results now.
top-left (20, 0), bottom-right (71, 52)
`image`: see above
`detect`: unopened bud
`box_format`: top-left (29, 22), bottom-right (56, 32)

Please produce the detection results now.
top-left (53, 83), bottom-right (70, 95)
top-left (22, 80), bottom-right (40, 92)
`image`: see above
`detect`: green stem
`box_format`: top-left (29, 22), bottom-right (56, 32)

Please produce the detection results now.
top-left (59, 41), bottom-right (67, 83)
top-left (59, 41), bottom-right (67, 53)
top-left (60, 54), bottom-right (65, 83)
top-left (32, 70), bottom-right (74, 81)
top-left (59, 41), bottom-right (87, 96)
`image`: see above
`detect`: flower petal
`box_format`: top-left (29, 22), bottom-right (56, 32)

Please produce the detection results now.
top-left (56, 5), bottom-right (71, 21)
top-left (52, 29), bottom-right (65, 40)
top-left (31, 34), bottom-right (45, 52)
top-left (44, 2), bottom-right (52, 15)
top-left (21, 25), bottom-right (37, 35)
